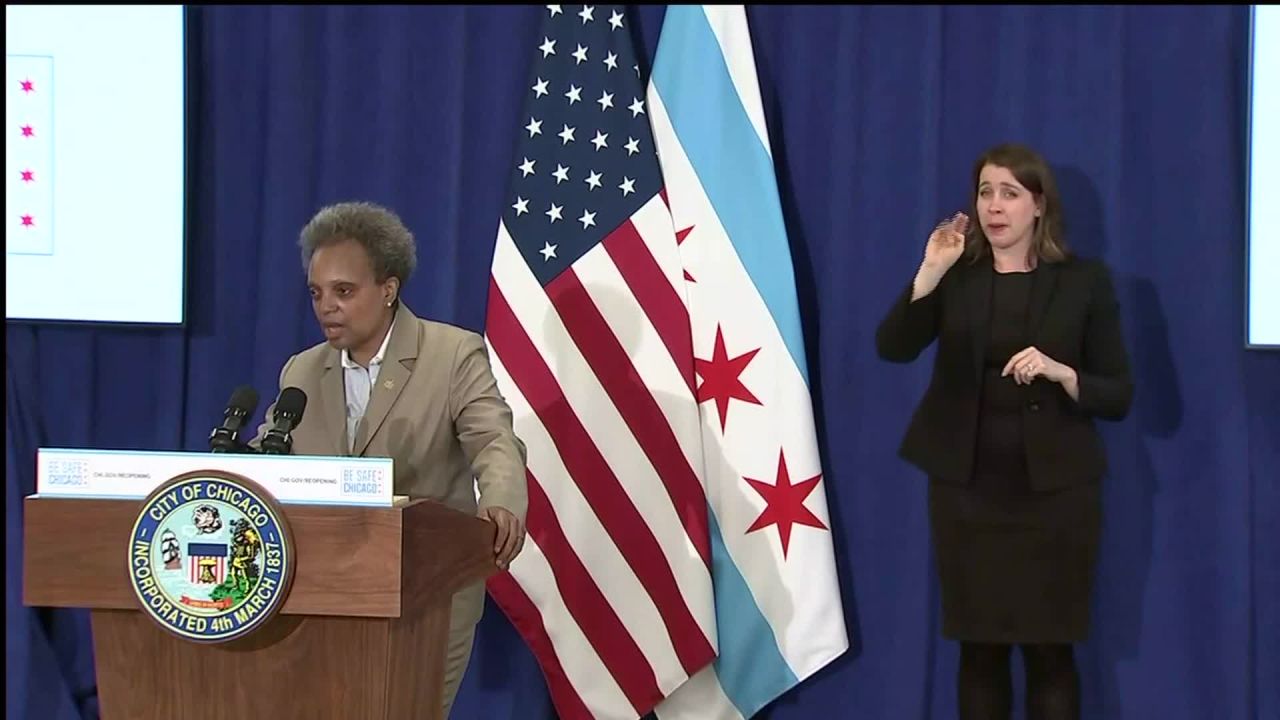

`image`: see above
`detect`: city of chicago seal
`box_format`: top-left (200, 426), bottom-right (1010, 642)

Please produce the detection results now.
top-left (128, 470), bottom-right (295, 643)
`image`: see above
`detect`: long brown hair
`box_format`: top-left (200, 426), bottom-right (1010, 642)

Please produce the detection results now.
top-left (964, 143), bottom-right (1069, 266)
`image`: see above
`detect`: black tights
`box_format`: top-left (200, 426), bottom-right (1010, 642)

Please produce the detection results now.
top-left (958, 642), bottom-right (1079, 720)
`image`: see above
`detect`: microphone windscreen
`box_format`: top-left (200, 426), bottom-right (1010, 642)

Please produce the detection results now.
top-left (275, 387), bottom-right (308, 420)
top-left (227, 385), bottom-right (259, 416)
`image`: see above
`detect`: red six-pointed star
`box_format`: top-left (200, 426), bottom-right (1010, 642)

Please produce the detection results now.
top-left (695, 325), bottom-right (762, 431)
top-left (744, 449), bottom-right (828, 557)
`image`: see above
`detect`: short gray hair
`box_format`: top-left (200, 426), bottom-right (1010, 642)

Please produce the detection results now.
top-left (298, 201), bottom-right (417, 283)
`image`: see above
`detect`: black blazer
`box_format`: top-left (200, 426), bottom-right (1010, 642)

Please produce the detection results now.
top-left (876, 255), bottom-right (1133, 491)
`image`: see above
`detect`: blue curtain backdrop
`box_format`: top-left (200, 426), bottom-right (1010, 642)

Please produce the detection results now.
top-left (6, 5), bottom-right (1277, 719)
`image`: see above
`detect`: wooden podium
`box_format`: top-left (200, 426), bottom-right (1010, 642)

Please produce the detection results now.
top-left (23, 491), bottom-right (499, 720)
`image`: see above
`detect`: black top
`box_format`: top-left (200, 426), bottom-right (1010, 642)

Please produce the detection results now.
top-left (973, 269), bottom-right (1036, 491)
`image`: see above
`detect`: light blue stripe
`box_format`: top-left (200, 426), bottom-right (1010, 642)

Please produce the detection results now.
top-left (652, 6), bottom-right (810, 385)
top-left (705, 509), bottom-right (798, 716)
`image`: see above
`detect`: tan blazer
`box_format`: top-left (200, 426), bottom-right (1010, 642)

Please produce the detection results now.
top-left (254, 302), bottom-right (528, 625)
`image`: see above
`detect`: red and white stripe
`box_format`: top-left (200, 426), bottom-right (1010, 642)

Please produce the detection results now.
top-left (485, 194), bottom-right (717, 719)
top-left (189, 556), bottom-right (225, 585)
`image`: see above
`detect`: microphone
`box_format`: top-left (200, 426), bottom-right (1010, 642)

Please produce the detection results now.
top-left (209, 385), bottom-right (260, 454)
top-left (260, 387), bottom-right (308, 455)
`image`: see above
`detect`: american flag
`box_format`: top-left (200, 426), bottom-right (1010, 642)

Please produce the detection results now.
top-left (483, 4), bottom-right (718, 718)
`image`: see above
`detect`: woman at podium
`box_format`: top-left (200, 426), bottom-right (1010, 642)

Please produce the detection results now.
top-left (255, 201), bottom-right (529, 718)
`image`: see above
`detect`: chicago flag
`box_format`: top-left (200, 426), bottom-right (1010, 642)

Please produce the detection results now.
top-left (647, 5), bottom-right (849, 718)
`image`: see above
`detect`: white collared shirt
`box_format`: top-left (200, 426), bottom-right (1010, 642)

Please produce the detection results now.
top-left (339, 318), bottom-right (395, 452)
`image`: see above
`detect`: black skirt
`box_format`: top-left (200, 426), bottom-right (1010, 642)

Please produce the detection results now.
top-left (928, 479), bottom-right (1102, 643)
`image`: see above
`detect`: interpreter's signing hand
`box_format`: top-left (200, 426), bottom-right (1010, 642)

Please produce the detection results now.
top-left (1002, 346), bottom-right (1071, 386)
top-left (479, 506), bottom-right (525, 570)
top-left (923, 212), bottom-right (970, 272)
